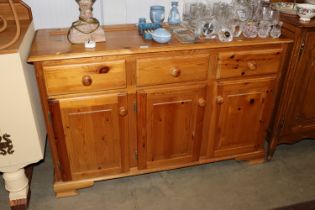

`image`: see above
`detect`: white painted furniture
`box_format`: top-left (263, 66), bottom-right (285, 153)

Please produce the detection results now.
top-left (0, 20), bottom-right (46, 209)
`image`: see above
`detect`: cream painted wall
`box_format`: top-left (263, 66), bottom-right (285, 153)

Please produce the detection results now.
top-left (23, 0), bottom-right (185, 29)
top-left (23, 0), bottom-right (234, 29)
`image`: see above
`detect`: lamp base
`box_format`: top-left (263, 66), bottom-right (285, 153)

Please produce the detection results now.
top-left (68, 26), bottom-right (106, 44)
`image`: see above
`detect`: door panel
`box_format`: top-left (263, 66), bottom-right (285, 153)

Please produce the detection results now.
top-left (212, 77), bottom-right (276, 157)
top-left (137, 86), bottom-right (206, 169)
top-left (51, 93), bottom-right (129, 180)
top-left (290, 33), bottom-right (315, 132)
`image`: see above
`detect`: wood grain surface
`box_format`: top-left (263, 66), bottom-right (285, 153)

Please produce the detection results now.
top-left (28, 24), bottom-right (291, 197)
top-left (28, 25), bottom-right (292, 62)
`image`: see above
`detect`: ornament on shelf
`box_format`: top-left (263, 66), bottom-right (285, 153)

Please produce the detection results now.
top-left (68, 0), bottom-right (106, 44)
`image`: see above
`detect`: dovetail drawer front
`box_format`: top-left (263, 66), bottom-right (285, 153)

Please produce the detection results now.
top-left (43, 60), bottom-right (126, 96)
top-left (136, 54), bottom-right (209, 86)
top-left (217, 48), bottom-right (283, 79)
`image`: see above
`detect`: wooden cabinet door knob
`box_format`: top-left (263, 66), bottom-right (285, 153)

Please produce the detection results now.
top-left (119, 107), bottom-right (128, 117)
top-left (247, 61), bottom-right (257, 70)
top-left (216, 96), bottom-right (224, 104)
top-left (198, 98), bottom-right (206, 107)
top-left (171, 68), bottom-right (181, 77)
top-left (82, 75), bottom-right (93, 86)
top-left (99, 66), bottom-right (110, 74)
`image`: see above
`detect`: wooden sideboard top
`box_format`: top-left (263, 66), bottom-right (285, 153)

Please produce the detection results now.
top-left (28, 24), bottom-right (292, 62)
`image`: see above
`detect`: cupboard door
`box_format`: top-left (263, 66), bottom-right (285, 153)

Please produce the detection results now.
top-left (50, 93), bottom-right (129, 180)
top-left (137, 86), bottom-right (207, 170)
top-left (211, 77), bottom-right (276, 157)
top-left (288, 32), bottom-right (315, 133)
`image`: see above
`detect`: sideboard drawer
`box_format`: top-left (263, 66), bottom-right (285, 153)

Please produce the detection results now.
top-left (217, 48), bottom-right (283, 79)
top-left (43, 60), bottom-right (126, 95)
top-left (136, 54), bottom-right (209, 86)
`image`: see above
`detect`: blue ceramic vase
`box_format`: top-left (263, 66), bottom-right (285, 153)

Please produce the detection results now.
top-left (168, 1), bottom-right (181, 25)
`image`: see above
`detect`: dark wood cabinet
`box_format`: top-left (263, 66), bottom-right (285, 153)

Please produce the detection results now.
top-left (268, 17), bottom-right (315, 159)
top-left (291, 33), bottom-right (315, 133)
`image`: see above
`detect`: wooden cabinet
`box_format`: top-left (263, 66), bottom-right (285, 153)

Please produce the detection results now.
top-left (211, 77), bottom-right (276, 157)
top-left (28, 25), bottom-right (290, 197)
top-left (290, 33), bottom-right (315, 133)
top-left (50, 93), bottom-right (129, 181)
top-left (268, 17), bottom-right (315, 159)
top-left (137, 85), bottom-right (206, 170)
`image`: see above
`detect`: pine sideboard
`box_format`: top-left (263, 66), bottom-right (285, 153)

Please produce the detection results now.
top-left (28, 25), bottom-right (291, 198)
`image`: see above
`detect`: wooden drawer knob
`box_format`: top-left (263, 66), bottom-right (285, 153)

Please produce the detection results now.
top-left (247, 61), bottom-right (257, 70)
top-left (119, 107), bottom-right (128, 117)
top-left (171, 68), bottom-right (181, 77)
top-left (99, 66), bottom-right (110, 74)
top-left (216, 96), bottom-right (224, 104)
top-left (198, 98), bottom-right (206, 107)
top-left (82, 75), bottom-right (92, 86)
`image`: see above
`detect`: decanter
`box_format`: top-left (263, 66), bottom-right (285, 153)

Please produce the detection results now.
top-left (168, 1), bottom-right (181, 25)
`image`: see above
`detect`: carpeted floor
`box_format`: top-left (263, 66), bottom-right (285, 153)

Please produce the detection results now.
top-left (1, 140), bottom-right (315, 210)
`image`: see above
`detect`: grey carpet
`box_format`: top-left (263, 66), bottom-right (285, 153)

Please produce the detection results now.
top-left (1, 140), bottom-right (315, 210)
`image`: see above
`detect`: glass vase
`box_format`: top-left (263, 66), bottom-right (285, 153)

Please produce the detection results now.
top-left (168, 1), bottom-right (181, 25)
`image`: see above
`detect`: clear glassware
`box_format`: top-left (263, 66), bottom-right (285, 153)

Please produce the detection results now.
top-left (202, 17), bottom-right (218, 39)
top-left (258, 20), bottom-right (271, 38)
top-left (168, 1), bottom-right (181, 25)
top-left (234, 0), bottom-right (251, 21)
top-left (204, 1), bottom-right (213, 19)
top-left (249, 0), bottom-right (262, 21)
top-left (218, 25), bottom-right (234, 42)
top-left (183, 0), bottom-right (192, 21)
top-left (190, 2), bottom-right (201, 20)
top-left (242, 21), bottom-right (258, 38)
top-left (191, 20), bottom-right (203, 39)
top-left (212, 2), bottom-right (221, 17)
top-left (231, 19), bottom-right (242, 37)
top-left (270, 21), bottom-right (282, 38)
top-left (261, 5), bottom-right (272, 21)
top-left (270, 9), bottom-right (280, 25)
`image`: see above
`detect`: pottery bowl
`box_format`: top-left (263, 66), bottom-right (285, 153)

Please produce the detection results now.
top-left (296, 3), bottom-right (315, 22)
top-left (151, 28), bottom-right (171, 43)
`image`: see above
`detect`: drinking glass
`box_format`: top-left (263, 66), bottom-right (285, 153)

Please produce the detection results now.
top-left (270, 9), bottom-right (280, 25)
top-left (234, 0), bottom-right (251, 21)
top-left (190, 3), bottom-right (201, 20)
top-left (242, 21), bottom-right (258, 38)
top-left (183, 2), bottom-right (192, 21)
top-left (261, 5), bottom-right (272, 21)
top-left (218, 25), bottom-right (234, 42)
top-left (270, 21), bottom-right (282, 38)
top-left (231, 19), bottom-right (242, 37)
top-left (216, 5), bottom-right (234, 42)
top-left (191, 20), bottom-right (203, 39)
top-left (202, 17), bottom-right (218, 39)
top-left (258, 20), bottom-right (271, 38)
